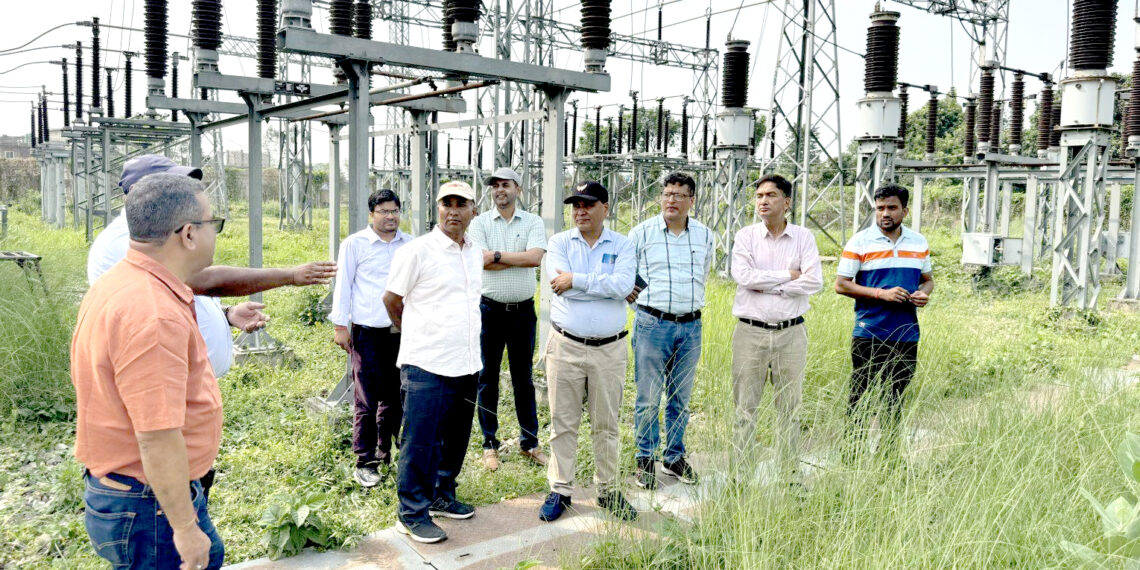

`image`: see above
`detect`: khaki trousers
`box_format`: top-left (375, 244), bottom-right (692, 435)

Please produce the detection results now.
top-left (731, 320), bottom-right (808, 466)
top-left (544, 331), bottom-right (628, 496)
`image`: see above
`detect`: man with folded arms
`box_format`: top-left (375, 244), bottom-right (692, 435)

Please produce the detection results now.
top-left (383, 181), bottom-right (483, 543)
top-left (731, 174), bottom-right (822, 478)
top-left (539, 181), bottom-right (638, 523)
top-left (72, 173), bottom-right (226, 570)
top-left (626, 171), bottom-right (714, 490)
top-left (467, 167), bottom-right (549, 471)
top-left (331, 189), bottom-right (412, 488)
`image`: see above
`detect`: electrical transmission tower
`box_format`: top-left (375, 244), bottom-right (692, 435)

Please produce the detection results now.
top-left (760, 0), bottom-right (846, 246)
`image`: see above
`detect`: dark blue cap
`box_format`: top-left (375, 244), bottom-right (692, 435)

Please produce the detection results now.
top-left (119, 155), bottom-right (203, 194)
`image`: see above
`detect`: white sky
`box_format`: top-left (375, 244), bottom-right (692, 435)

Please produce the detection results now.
top-left (0, 0), bottom-right (1135, 164)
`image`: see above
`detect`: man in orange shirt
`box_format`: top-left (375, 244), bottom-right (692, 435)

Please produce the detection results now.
top-left (72, 173), bottom-right (226, 570)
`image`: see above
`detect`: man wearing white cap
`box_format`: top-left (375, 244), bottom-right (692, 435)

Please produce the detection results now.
top-left (383, 181), bottom-right (483, 544)
top-left (467, 167), bottom-right (548, 471)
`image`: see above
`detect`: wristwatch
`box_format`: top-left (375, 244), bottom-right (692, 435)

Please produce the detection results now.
top-left (494, 251), bottom-right (502, 263)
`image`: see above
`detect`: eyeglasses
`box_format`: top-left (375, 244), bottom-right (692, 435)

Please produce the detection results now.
top-left (662, 191), bottom-right (693, 201)
top-left (174, 217), bottom-right (225, 234)
top-left (375, 208), bottom-right (401, 217)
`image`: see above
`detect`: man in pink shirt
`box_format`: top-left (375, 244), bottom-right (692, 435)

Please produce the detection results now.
top-left (730, 174), bottom-right (822, 477)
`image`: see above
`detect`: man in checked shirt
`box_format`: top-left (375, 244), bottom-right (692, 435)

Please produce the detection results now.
top-left (730, 174), bottom-right (822, 479)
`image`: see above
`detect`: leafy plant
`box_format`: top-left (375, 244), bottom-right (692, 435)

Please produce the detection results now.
top-left (1061, 432), bottom-right (1140, 565)
top-left (258, 492), bottom-right (335, 560)
top-left (294, 287), bottom-right (329, 327)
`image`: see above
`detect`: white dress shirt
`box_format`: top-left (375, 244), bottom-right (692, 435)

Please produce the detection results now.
top-left (87, 213), bottom-right (235, 378)
top-left (545, 227), bottom-right (636, 338)
top-left (385, 227), bottom-right (483, 377)
top-left (329, 227), bottom-right (411, 328)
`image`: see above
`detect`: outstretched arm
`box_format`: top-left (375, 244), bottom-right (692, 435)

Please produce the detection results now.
top-left (186, 261), bottom-right (336, 297)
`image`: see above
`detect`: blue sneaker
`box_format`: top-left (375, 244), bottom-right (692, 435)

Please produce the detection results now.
top-left (538, 492), bottom-right (571, 522)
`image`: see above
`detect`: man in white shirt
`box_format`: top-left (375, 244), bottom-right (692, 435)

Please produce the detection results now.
top-left (330, 189), bottom-right (412, 488)
top-left (87, 155), bottom-right (337, 379)
top-left (383, 181), bottom-right (483, 544)
top-left (539, 181), bottom-right (638, 523)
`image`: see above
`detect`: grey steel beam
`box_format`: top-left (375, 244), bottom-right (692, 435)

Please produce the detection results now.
top-left (343, 61), bottom-right (371, 234)
top-left (147, 96), bottom-right (248, 116)
top-left (277, 27), bottom-right (611, 93)
top-left (195, 71), bottom-right (343, 97)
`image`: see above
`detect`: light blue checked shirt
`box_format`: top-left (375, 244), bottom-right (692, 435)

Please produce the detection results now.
top-left (545, 227), bottom-right (636, 338)
top-left (628, 215), bottom-right (715, 316)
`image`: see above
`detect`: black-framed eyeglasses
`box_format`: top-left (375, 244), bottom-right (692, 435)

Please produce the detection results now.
top-left (174, 217), bottom-right (225, 235)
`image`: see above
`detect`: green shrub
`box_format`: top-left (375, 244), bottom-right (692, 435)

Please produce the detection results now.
top-left (258, 491), bottom-right (336, 560)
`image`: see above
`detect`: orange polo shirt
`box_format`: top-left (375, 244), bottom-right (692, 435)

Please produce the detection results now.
top-left (71, 248), bottom-right (223, 483)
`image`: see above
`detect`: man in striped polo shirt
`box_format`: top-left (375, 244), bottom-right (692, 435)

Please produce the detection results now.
top-left (835, 184), bottom-right (934, 461)
top-left (468, 167), bottom-right (549, 471)
top-left (627, 172), bottom-right (714, 489)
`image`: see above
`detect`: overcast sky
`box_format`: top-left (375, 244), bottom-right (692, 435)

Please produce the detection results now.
top-left (1, 0), bottom-right (1135, 164)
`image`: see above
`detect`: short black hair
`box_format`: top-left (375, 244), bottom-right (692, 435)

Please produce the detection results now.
top-left (756, 174), bottom-right (793, 198)
top-left (368, 189), bottom-right (400, 211)
top-left (873, 184), bottom-right (910, 208)
top-left (663, 171), bottom-right (697, 197)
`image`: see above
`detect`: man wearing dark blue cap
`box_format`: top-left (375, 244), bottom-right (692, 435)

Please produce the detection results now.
top-left (538, 181), bottom-right (638, 523)
top-left (87, 154), bottom-right (337, 379)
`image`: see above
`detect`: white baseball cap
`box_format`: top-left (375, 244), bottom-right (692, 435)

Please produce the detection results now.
top-left (436, 180), bottom-right (476, 202)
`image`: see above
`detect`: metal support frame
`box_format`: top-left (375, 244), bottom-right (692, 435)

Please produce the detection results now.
top-left (854, 142), bottom-right (897, 231)
top-left (1050, 135), bottom-right (1111, 309)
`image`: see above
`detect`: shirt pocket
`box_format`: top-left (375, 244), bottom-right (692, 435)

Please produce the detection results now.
top-left (599, 253), bottom-right (618, 275)
top-left (514, 232), bottom-right (528, 252)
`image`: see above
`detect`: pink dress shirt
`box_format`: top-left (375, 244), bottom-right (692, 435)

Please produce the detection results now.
top-left (730, 222), bottom-right (823, 323)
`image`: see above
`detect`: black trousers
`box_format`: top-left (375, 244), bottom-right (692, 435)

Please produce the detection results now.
top-left (350, 324), bottom-right (402, 466)
top-left (847, 336), bottom-right (918, 457)
top-left (476, 299), bottom-right (540, 451)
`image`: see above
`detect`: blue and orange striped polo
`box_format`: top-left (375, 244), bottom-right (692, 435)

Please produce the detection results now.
top-left (837, 226), bottom-right (933, 343)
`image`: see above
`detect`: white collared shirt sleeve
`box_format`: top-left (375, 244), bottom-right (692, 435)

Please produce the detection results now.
top-left (385, 244), bottom-right (417, 298)
top-left (526, 215), bottom-right (548, 250)
top-left (328, 237), bottom-right (356, 327)
top-left (774, 229), bottom-right (823, 298)
top-left (730, 226), bottom-right (792, 291)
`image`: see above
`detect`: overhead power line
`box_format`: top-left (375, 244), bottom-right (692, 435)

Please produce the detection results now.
top-left (0, 22), bottom-right (84, 54)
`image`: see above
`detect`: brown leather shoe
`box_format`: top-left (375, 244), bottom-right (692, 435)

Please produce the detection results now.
top-left (520, 446), bottom-right (549, 467)
top-left (482, 449), bottom-right (501, 471)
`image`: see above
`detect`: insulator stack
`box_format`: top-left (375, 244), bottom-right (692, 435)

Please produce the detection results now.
top-left (1009, 74), bottom-right (1024, 151)
top-left (193, 0), bottom-right (223, 50)
top-left (354, 0), bottom-right (372, 39)
top-left (664, 111), bottom-right (671, 153)
top-left (171, 56), bottom-right (179, 121)
top-left (257, 0), bottom-right (277, 79)
top-left (580, 0), bottom-right (612, 72)
top-left (75, 43), bottom-right (83, 122)
top-left (629, 95), bottom-right (638, 150)
top-left (681, 101), bottom-right (689, 156)
top-left (722, 40), bottom-right (750, 108)
top-left (447, 0), bottom-right (481, 52)
top-left (570, 103), bottom-right (578, 153)
top-left (864, 10), bottom-right (900, 93)
top-left (593, 106), bottom-right (601, 153)
top-left (617, 106), bottom-right (624, 153)
top-left (656, 98), bottom-right (665, 151)
top-left (124, 54), bottom-right (133, 117)
top-left (1070, 0), bottom-right (1118, 71)
top-left (1050, 102), bottom-right (1062, 147)
top-left (106, 69), bottom-right (114, 118)
top-left (441, 0), bottom-right (456, 51)
top-left (61, 59), bottom-right (70, 128)
top-left (92, 17), bottom-right (101, 112)
top-left (964, 98), bottom-right (977, 158)
top-left (41, 93), bottom-right (48, 142)
top-left (30, 108), bottom-right (36, 149)
top-left (924, 92), bottom-right (938, 157)
top-left (329, 0), bottom-right (354, 36)
top-left (1037, 85), bottom-right (1053, 152)
top-left (1129, 51), bottom-right (1140, 147)
top-left (606, 118), bottom-right (614, 153)
top-left (144, 0), bottom-right (167, 80)
top-left (898, 86), bottom-right (908, 139)
top-left (990, 101), bottom-right (1002, 150)
top-left (976, 66), bottom-right (994, 144)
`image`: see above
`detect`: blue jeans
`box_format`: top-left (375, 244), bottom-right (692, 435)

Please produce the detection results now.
top-left (83, 471), bottom-right (224, 569)
top-left (632, 310), bottom-right (702, 464)
top-left (397, 365), bottom-right (477, 524)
